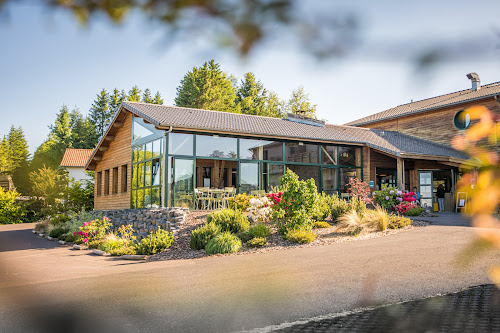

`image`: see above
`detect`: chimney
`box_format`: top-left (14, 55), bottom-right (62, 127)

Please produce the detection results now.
top-left (466, 72), bottom-right (480, 91)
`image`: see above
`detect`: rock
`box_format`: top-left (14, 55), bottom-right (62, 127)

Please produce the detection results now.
top-left (59, 240), bottom-right (66, 245)
top-left (92, 249), bottom-right (106, 256)
top-left (73, 244), bottom-right (86, 250)
top-left (38, 233), bottom-right (44, 237)
top-left (121, 255), bottom-right (146, 260)
top-left (32, 230), bottom-right (36, 234)
top-left (47, 236), bottom-right (55, 241)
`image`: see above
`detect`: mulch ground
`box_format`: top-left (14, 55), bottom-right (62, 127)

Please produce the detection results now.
top-left (149, 212), bottom-right (429, 261)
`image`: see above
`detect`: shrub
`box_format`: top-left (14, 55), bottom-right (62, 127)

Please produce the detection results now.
top-left (405, 206), bottom-right (425, 216)
top-left (99, 234), bottom-right (130, 252)
top-left (34, 219), bottom-right (49, 233)
top-left (331, 195), bottom-right (350, 222)
top-left (0, 188), bottom-right (25, 224)
top-left (74, 216), bottom-right (111, 244)
top-left (363, 207), bottom-right (390, 231)
top-left (389, 215), bottom-right (412, 229)
top-left (227, 194), bottom-right (251, 211)
top-left (237, 231), bottom-right (254, 243)
top-left (66, 180), bottom-right (94, 212)
top-left (246, 237), bottom-right (267, 248)
top-left (135, 227), bottom-right (174, 255)
top-left (87, 239), bottom-right (105, 249)
top-left (313, 221), bottom-right (331, 229)
top-left (373, 185), bottom-right (417, 211)
top-left (108, 246), bottom-right (137, 256)
top-left (49, 227), bottom-right (68, 238)
top-left (205, 232), bottom-right (242, 255)
top-left (207, 209), bottom-right (249, 234)
top-left (65, 209), bottom-right (103, 234)
top-left (278, 210), bottom-right (313, 236)
top-left (345, 177), bottom-right (374, 204)
top-left (348, 196), bottom-right (367, 216)
top-left (286, 229), bottom-right (316, 244)
top-left (248, 224), bottom-right (271, 238)
top-left (337, 210), bottom-right (368, 236)
top-left (63, 232), bottom-right (75, 243)
top-left (247, 196), bottom-right (273, 223)
top-left (311, 193), bottom-right (333, 221)
top-left (50, 213), bottom-right (71, 226)
top-left (395, 202), bottom-right (418, 215)
top-left (190, 222), bottom-right (221, 250)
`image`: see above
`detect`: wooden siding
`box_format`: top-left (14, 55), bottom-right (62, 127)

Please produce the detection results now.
top-left (94, 112), bottom-right (132, 210)
top-left (357, 98), bottom-right (500, 148)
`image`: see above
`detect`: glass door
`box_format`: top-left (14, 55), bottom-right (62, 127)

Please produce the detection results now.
top-left (172, 158), bottom-right (194, 208)
top-left (419, 171), bottom-right (433, 209)
top-left (239, 161), bottom-right (259, 194)
top-left (322, 167), bottom-right (338, 195)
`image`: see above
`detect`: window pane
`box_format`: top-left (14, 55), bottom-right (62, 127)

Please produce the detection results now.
top-left (133, 116), bottom-right (161, 142)
top-left (145, 141), bottom-right (153, 160)
top-left (137, 188), bottom-right (145, 208)
top-left (339, 146), bottom-right (361, 167)
top-left (286, 164), bottom-right (319, 189)
top-left (152, 159), bottom-right (161, 186)
top-left (145, 161), bottom-right (152, 186)
top-left (322, 168), bottom-right (338, 194)
top-left (144, 188), bottom-right (151, 208)
top-left (169, 133), bottom-right (193, 156)
top-left (196, 135), bottom-right (237, 159)
top-left (138, 163), bottom-right (145, 187)
top-left (268, 164), bottom-right (284, 191)
top-left (137, 145), bottom-right (145, 162)
top-left (132, 147), bottom-right (138, 163)
top-left (339, 168), bottom-right (361, 193)
top-left (239, 139), bottom-right (275, 160)
top-left (173, 159), bottom-right (194, 208)
top-left (131, 189), bottom-right (137, 208)
top-left (263, 142), bottom-right (283, 161)
top-left (240, 163), bottom-right (259, 194)
top-left (321, 145), bottom-right (337, 165)
top-left (153, 139), bottom-right (162, 157)
top-left (151, 188), bottom-right (161, 208)
top-left (285, 142), bottom-right (318, 163)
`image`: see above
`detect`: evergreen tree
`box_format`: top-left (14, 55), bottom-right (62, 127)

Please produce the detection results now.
top-left (128, 86), bottom-right (142, 102)
top-left (142, 88), bottom-right (153, 103)
top-left (70, 110), bottom-right (97, 148)
top-left (153, 91), bottom-right (164, 105)
top-left (0, 136), bottom-right (11, 175)
top-left (7, 126), bottom-right (30, 194)
top-left (286, 85), bottom-right (317, 118)
top-left (265, 91), bottom-right (286, 118)
top-left (175, 59), bottom-right (240, 113)
top-left (89, 89), bottom-right (112, 139)
top-left (50, 105), bottom-right (73, 153)
top-left (30, 135), bottom-right (60, 171)
top-left (109, 88), bottom-right (126, 111)
top-left (235, 72), bottom-right (266, 116)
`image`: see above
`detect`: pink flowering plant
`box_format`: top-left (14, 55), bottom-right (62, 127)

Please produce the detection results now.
top-left (346, 177), bottom-right (373, 204)
top-left (73, 216), bottom-right (111, 244)
top-left (373, 184), bottom-right (416, 210)
top-left (395, 202), bottom-right (418, 214)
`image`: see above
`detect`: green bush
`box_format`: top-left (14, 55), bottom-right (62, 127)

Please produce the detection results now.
top-left (65, 209), bottom-right (103, 234)
top-left (227, 193), bottom-right (251, 211)
top-left (313, 221), bottom-right (331, 229)
top-left (330, 195), bottom-right (350, 222)
top-left (63, 232), bottom-right (75, 243)
top-left (205, 232), bottom-right (242, 255)
top-left (87, 239), bottom-right (105, 249)
top-left (278, 210), bottom-right (313, 236)
top-left (405, 206), bottom-right (425, 216)
top-left (207, 209), bottom-right (249, 234)
top-left (50, 213), bottom-right (71, 226)
top-left (246, 237), bottom-right (267, 248)
top-left (311, 193), bottom-right (333, 221)
top-left (248, 224), bottom-right (271, 238)
top-left (237, 231), bottom-right (254, 243)
top-left (286, 229), bottom-right (316, 244)
top-left (389, 215), bottom-right (412, 229)
top-left (108, 246), bottom-right (137, 256)
top-left (0, 188), bottom-right (25, 224)
top-left (190, 222), bottom-right (221, 250)
top-left (135, 227), bottom-right (174, 255)
top-left (49, 227), bottom-right (68, 238)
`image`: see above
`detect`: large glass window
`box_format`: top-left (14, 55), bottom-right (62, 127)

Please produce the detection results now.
top-left (286, 164), bottom-right (320, 189)
top-left (169, 133), bottom-right (193, 156)
top-left (322, 168), bottom-right (338, 194)
top-left (240, 139), bottom-right (278, 160)
top-left (339, 146), bottom-right (361, 167)
top-left (239, 162), bottom-right (259, 194)
top-left (132, 116), bottom-right (162, 143)
top-left (263, 141), bottom-right (283, 161)
top-left (285, 142), bottom-right (318, 163)
top-left (196, 135), bottom-right (237, 159)
top-left (267, 164), bottom-right (284, 191)
top-left (321, 145), bottom-right (337, 165)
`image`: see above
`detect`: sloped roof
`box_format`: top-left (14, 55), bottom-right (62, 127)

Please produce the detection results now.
top-left (345, 81), bottom-right (500, 126)
top-left (118, 102), bottom-right (468, 161)
top-left (60, 148), bottom-right (93, 167)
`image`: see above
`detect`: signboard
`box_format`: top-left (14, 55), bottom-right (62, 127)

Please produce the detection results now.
top-left (456, 192), bottom-right (467, 213)
top-left (370, 181), bottom-right (374, 188)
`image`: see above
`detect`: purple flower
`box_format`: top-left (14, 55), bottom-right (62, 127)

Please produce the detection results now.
top-left (390, 190), bottom-right (394, 195)
top-left (385, 196), bottom-right (390, 200)
top-left (397, 190), bottom-right (402, 195)
top-left (397, 197), bottom-right (403, 202)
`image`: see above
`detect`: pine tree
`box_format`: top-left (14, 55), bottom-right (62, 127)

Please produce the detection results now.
top-left (128, 86), bottom-right (142, 102)
top-left (70, 110), bottom-right (97, 148)
top-left (153, 91), bottom-right (163, 105)
top-left (142, 88), bottom-right (153, 103)
top-left (236, 72), bottom-right (270, 116)
top-left (7, 126), bottom-right (29, 171)
top-left (265, 91), bottom-right (286, 118)
top-left (175, 59), bottom-right (240, 113)
top-left (109, 88), bottom-right (125, 111)
top-left (0, 136), bottom-right (11, 175)
top-left (286, 86), bottom-right (317, 118)
top-left (89, 89), bottom-right (112, 139)
top-left (50, 105), bottom-right (73, 152)
top-left (30, 135), bottom-right (60, 171)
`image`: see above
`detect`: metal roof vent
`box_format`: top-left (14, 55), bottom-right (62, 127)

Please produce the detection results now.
top-left (466, 72), bottom-right (481, 91)
top-left (286, 113), bottom-right (325, 127)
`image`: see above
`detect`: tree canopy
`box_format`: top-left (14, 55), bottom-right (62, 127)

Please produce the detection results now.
top-left (286, 85), bottom-right (317, 118)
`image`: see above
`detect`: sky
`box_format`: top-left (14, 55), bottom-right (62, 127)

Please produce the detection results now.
top-left (1, 0), bottom-right (499, 154)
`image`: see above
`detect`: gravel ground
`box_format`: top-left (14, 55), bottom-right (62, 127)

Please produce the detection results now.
top-left (149, 212), bottom-right (429, 261)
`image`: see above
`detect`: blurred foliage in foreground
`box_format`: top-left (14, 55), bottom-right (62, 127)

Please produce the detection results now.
top-left (452, 106), bottom-right (500, 286)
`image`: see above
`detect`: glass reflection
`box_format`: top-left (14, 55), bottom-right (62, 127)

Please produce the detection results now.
top-left (169, 133), bottom-right (193, 156)
top-left (196, 135), bottom-right (237, 159)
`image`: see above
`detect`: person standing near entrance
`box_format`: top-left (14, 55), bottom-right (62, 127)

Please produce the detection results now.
top-left (412, 186), bottom-right (420, 204)
top-left (437, 184), bottom-right (445, 212)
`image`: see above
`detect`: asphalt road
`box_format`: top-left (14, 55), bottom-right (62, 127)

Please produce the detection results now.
top-left (0, 217), bottom-right (498, 333)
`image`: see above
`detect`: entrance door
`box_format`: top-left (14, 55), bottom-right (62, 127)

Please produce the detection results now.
top-left (419, 171), bottom-right (433, 209)
top-left (172, 158), bottom-right (194, 208)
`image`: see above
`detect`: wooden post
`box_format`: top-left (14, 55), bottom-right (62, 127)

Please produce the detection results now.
top-left (397, 157), bottom-right (405, 190)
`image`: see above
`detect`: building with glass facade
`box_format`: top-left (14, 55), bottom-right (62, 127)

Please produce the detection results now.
top-left (86, 101), bottom-right (471, 211)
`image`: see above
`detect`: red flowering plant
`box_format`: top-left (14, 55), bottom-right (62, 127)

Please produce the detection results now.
top-left (73, 216), bottom-right (112, 244)
top-left (346, 177), bottom-right (373, 204)
top-left (395, 201), bottom-right (417, 214)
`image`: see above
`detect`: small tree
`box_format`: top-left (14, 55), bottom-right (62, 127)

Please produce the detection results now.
top-left (0, 188), bottom-right (25, 224)
top-left (29, 166), bottom-right (67, 206)
top-left (66, 180), bottom-right (94, 212)
top-left (346, 177), bottom-right (373, 204)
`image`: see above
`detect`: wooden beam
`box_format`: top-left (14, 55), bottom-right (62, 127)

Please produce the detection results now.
top-left (94, 156), bottom-right (102, 161)
top-left (104, 136), bottom-right (115, 141)
top-left (396, 157), bottom-right (404, 190)
top-left (98, 147), bottom-right (108, 152)
top-left (113, 122), bottom-right (123, 128)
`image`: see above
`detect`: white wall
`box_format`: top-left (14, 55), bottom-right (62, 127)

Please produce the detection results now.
top-left (66, 167), bottom-right (92, 184)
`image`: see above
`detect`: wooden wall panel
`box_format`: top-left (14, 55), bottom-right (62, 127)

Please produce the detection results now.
top-left (94, 112), bottom-right (132, 210)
